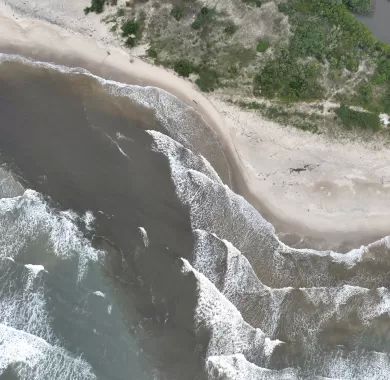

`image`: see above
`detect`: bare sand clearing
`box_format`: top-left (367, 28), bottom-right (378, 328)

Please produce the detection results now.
top-left (0, 0), bottom-right (389, 250)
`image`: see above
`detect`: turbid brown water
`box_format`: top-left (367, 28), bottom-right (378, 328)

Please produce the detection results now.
top-left (0, 57), bottom-right (212, 380)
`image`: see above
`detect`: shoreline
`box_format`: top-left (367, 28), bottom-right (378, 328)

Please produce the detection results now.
top-left (0, 3), bottom-right (389, 251)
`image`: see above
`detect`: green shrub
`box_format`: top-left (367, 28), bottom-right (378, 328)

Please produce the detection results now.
top-left (84, 0), bottom-right (105, 14)
top-left (196, 68), bottom-right (219, 92)
top-left (173, 60), bottom-right (195, 77)
top-left (147, 47), bottom-right (158, 59)
top-left (121, 19), bottom-right (140, 37)
top-left (256, 40), bottom-right (270, 53)
top-left (355, 82), bottom-right (373, 107)
top-left (121, 19), bottom-right (142, 47)
top-left (381, 87), bottom-right (390, 113)
top-left (343, 0), bottom-right (372, 14)
top-left (254, 51), bottom-right (324, 101)
top-left (192, 7), bottom-right (216, 30)
top-left (289, 20), bottom-right (327, 60)
top-left (279, 0), bottom-right (377, 66)
top-left (336, 104), bottom-right (380, 130)
top-left (171, 5), bottom-right (184, 21)
top-left (275, 0), bottom-right (388, 114)
top-left (374, 56), bottom-right (390, 84)
top-left (224, 21), bottom-right (238, 36)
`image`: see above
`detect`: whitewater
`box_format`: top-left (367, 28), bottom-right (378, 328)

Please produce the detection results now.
top-left (0, 54), bottom-right (388, 379)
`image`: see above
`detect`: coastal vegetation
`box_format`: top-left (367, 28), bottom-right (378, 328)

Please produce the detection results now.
top-left (336, 104), bottom-right (381, 130)
top-left (84, 0), bottom-right (390, 135)
top-left (84, 0), bottom-right (105, 15)
top-left (343, 0), bottom-right (372, 14)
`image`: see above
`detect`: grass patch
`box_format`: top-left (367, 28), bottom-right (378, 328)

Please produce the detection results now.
top-left (117, 8), bottom-right (125, 17)
top-left (195, 67), bottom-right (219, 92)
top-left (256, 40), bottom-right (270, 53)
top-left (336, 104), bottom-right (380, 130)
top-left (237, 100), bottom-right (320, 133)
top-left (242, 0), bottom-right (263, 7)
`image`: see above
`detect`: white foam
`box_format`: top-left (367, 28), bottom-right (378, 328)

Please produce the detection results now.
top-left (24, 264), bottom-right (45, 276)
top-left (0, 259), bottom-right (55, 344)
top-left (0, 167), bottom-right (24, 198)
top-left (181, 259), bottom-right (282, 364)
top-left (380, 113), bottom-right (389, 126)
top-left (206, 354), bottom-right (298, 380)
top-left (0, 324), bottom-right (96, 379)
top-left (148, 129), bottom-right (390, 379)
top-left (150, 126), bottom-right (390, 290)
top-left (104, 132), bottom-right (131, 159)
top-left (3, 52), bottom-right (389, 379)
top-left (0, 53), bottom-right (210, 155)
top-left (320, 349), bottom-right (390, 379)
top-left (93, 291), bottom-right (105, 298)
top-left (83, 211), bottom-right (95, 231)
top-left (0, 189), bottom-right (104, 281)
top-left (138, 227), bottom-right (149, 248)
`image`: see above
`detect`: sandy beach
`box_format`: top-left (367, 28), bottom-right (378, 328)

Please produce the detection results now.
top-left (1, 0), bottom-right (389, 251)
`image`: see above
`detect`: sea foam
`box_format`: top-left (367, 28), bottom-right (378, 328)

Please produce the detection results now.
top-left (148, 129), bottom-right (390, 378)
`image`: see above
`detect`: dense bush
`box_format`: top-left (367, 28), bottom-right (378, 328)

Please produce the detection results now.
top-left (192, 7), bottom-right (216, 30)
top-left (270, 0), bottom-right (390, 113)
top-left (147, 47), bottom-right (158, 59)
top-left (342, 0), bottom-right (372, 14)
top-left (224, 21), bottom-right (238, 36)
top-left (173, 60), bottom-right (195, 77)
top-left (121, 19), bottom-right (140, 37)
top-left (121, 19), bottom-right (142, 47)
top-left (171, 5), bottom-right (184, 21)
top-left (84, 0), bottom-right (105, 14)
top-left (254, 51), bottom-right (324, 101)
top-left (289, 20), bottom-right (327, 60)
top-left (280, 0), bottom-right (376, 65)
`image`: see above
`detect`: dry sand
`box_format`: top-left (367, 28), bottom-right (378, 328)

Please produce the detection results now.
top-left (0, 0), bottom-right (389, 250)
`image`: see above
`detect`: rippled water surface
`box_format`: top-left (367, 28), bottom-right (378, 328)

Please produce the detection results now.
top-left (0, 54), bottom-right (389, 380)
top-left (358, 0), bottom-right (390, 43)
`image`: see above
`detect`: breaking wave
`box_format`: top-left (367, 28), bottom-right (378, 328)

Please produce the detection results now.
top-left (0, 168), bottom-right (102, 379)
top-left (148, 130), bottom-right (390, 379)
top-left (0, 53), bottom-right (389, 379)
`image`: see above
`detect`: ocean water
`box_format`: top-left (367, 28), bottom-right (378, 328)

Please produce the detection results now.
top-left (0, 53), bottom-right (389, 380)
